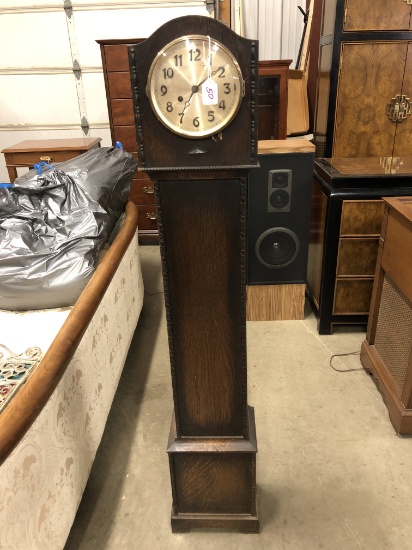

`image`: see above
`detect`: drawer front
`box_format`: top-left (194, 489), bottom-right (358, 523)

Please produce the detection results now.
top-left (111, 99), bottom-right (134, 126)
top-left (333, 278), bottom-right (374, 315)
top-left (113, 125), bottom-right (137, 153)
top-left (107, 72), bottom-right (132, 99)
top-left (6, 150), bottom-right (86, 166)
top-left (336, 237), bottom-right (379, 276)
top-left (340, 200), bottom-right (385, 236)
top-left (104, 44), bottom-right (130, 71)
top-left (130, 176), bottom-right (156, 205)
top-left (138, 204), bottom-right (158, 230)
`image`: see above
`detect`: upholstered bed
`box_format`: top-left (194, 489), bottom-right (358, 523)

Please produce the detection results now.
top-left (0, 201), bottom-right (144, 549)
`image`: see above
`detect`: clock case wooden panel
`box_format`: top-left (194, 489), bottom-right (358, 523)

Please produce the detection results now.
top-left (128, 16), bottom-right (259, 533)
top-left (313, 0), bottom-right (412, 158)
top-left (128, 16), bottom-right (258, 171)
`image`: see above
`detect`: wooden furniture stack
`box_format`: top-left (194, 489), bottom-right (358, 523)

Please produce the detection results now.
top-left (1, 137), bottom-right (101, 182)
top-left (313, 0), bottom-right (412, 158)
top-left (361, 197), bottom-right (412, 434)
top-left (307, 0), bottom-right (412, 332)
top-left (306, 157), bottom-right (412, 334)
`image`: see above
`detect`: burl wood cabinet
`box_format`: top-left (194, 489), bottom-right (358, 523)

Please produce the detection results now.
top-left (313, 0), bottom-right (412, 158)
top-left (361, 197), bottom-right (412, 434)
top-left (97, 38), bottom-right (158, 244)
top-left (306, 158), bottom-right (412, 334)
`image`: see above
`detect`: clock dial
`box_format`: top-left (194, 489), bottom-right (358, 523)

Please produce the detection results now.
top-left (146, 35), bottom-right (244, 138)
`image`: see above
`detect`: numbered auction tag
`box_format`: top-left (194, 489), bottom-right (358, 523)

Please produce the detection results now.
top-left (202, 78), bottom-right (218, 105)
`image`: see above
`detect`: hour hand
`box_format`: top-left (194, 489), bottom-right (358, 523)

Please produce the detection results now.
top-left (178, 86), bottom-right (200, 122)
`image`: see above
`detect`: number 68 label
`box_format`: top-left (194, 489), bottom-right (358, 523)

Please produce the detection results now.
top-left (202, 78), bottom-right (218, 105)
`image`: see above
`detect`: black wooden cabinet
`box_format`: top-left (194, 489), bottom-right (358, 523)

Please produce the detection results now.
top-left (306, 157), bottom-right (412, 334)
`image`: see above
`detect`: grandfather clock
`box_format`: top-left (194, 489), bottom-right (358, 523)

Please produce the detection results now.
top-left (129, 15), bottom-right (259, 533)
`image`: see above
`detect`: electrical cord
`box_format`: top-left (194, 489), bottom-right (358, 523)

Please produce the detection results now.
top-left (329, 351), bottom-right (364, 372)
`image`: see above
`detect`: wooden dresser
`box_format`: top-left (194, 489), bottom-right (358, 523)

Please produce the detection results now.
top-left (97, 38), bottom-right (158, 244)
top-left (361, 197), bottom-right (412, 434)
top-left (307, 157), bottom-right (412, 334)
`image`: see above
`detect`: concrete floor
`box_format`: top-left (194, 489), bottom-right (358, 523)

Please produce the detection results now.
top-left (65, 246), bottom-right (412, 550)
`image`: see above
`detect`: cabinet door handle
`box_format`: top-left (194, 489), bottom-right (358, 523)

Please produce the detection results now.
top-left (40, 156), bottom-right (52, 162)
top-left (143, 185), bottom-right (154, 194)
top-left (404, 0), bottom-right (412, 4)
top-left (386, 94), bottom-right (411, 122)
top-left (146, 212), bottom-right (157, 220)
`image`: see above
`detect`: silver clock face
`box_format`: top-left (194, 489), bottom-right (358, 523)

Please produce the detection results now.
top-left (146, 35), bottom-right (244, 138)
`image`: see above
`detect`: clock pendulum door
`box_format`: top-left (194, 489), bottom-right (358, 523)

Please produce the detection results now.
top-left (129, 15), bottom-right (260, 533)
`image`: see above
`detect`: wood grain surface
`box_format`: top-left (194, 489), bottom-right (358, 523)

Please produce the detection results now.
top-left (334, 42), bottom-right (406, 157)
top-left (344, 0), bottom-right (412, 31)
top-left (246, 284), bottom-right (305, 320)
top-left (159, 177), bottom-right (246, 437)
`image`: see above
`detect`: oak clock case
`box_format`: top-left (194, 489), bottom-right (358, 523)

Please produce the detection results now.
top-left (129, 16), bottom-right (259, 533)
top-left (129, 15), bottom-right (258, 170)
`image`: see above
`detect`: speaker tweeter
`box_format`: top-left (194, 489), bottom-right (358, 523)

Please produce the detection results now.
top-left (267, 169), bottom-right (292, 212)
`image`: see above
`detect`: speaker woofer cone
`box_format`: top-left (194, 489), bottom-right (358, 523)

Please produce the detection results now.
top-left (255, 227), bottom-right (300, 269)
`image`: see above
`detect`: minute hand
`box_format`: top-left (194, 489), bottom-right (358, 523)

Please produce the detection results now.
top-left (196, 66), bottom-right (224, 88)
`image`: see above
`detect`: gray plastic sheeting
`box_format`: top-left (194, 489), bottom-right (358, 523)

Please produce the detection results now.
top-left (0, 146), bottom-right (137, 311)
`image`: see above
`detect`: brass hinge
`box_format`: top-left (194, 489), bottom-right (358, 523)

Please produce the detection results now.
top-left (386, 94), bottom-right (411, 122)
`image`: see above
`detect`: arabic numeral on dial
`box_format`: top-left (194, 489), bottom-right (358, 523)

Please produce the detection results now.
top-left (193, 117), bottom-right (200, 127)
top-left (219, 100), bottom-right (226, 110)
top-left (189, 48), bottom-right (201, 61)
top-left (217, 67), bottom-right (225, 78)
top-left (174, 54), bottom-right (182, 67)
top-left (166, 102), bottom-right (173, 112)
top-left (160, 85), bottom-right (167, 96)
top-left (162, 67), bottom-right (174, 79)
top-left (179, 112), bottom-right (184, 124)
top-left (208, 111), bottom-right (215, 122)
top-left (224, 83), bottom-right (231, 94)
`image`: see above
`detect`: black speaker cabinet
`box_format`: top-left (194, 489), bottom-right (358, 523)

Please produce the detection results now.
top-left (247, 140), bottom-right (315, 285)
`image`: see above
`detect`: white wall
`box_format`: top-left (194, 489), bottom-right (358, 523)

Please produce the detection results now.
top-left (234, 0), bottom-right (306, 63)
top-left (0, 0), bottom-right (208, 182)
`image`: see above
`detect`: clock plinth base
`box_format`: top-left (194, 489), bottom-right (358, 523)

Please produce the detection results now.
top-left (167, 406), bottom-right (259, 534)
top-left (171, 511), bottom-right (260, 534)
